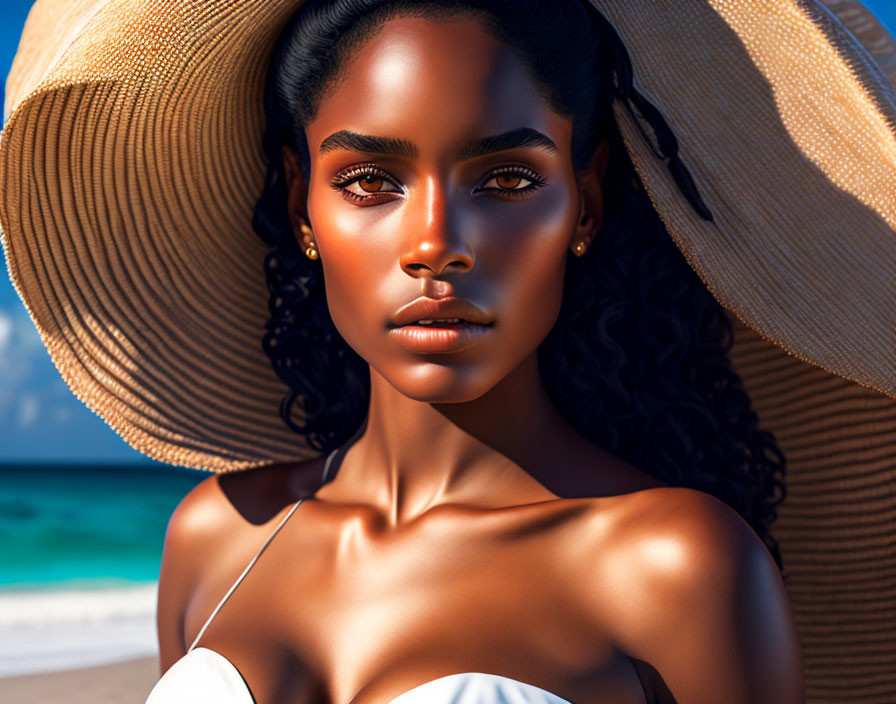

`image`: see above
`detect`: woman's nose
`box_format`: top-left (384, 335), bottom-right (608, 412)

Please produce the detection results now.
top-left (399, 177), bottom-right (474, 277)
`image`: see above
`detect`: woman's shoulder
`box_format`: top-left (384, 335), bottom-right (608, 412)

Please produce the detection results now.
top-left (161, 455), bottom-right (329, 579)
top-left (156, 456), bottom-right (326, 668)
top-left (586, 485), bottom-right (779, 640)
top-left (597, 485), bottom-right (768, 577)
top-left (173, 454), bottom-right (329, 528)
top-left (583, 487), bottom-right (800, 700)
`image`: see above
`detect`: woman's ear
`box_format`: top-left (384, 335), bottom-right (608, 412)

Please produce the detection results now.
top-left (281, 145), bottom-right (315, 251)
top-left (571, 138), bottom-right (610, 256)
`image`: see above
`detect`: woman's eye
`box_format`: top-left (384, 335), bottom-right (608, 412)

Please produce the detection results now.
top-left (342, 174), bottom-right (402, 197)
top-left (477, 167), bottom-right (546, 197)
top-left (330, 164), bottom-right (546, 205)
top-left (331, 165), bottom-right (403, 203)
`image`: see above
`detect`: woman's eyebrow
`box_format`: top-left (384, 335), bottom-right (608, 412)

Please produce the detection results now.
top-left (318, 127), bottom-right (559, 160)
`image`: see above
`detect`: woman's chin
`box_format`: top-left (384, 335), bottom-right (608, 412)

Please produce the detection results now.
top-left (378, 363), bottom-right (500, 404)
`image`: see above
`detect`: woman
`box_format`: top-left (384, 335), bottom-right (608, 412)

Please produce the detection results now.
top-left (3, 0), bottom-right (895, 702)
top-left (162, 1), bottom-right (804, 701)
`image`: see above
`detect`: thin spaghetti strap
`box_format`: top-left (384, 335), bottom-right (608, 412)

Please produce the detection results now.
top-left (187, 448), bottom-right (340, 652)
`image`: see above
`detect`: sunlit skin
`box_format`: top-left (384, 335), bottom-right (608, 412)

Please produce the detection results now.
top-left (156, 14), bottom-right (805, 704)
top-left (282, 14), bottom-right (631, 522)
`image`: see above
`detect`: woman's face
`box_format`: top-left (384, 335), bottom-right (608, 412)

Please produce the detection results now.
top-left (284, 15), bottom-right (606, 403)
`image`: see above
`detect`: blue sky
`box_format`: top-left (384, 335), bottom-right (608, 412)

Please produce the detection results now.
top-left (2, 1), bottom-right (896, 462)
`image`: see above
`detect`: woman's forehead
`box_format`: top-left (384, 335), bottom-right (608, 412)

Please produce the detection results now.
top-left (303, 15), bottom-right (572, 160)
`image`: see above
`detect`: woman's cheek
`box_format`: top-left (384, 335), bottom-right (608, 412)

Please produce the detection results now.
top-left (500, 201), bottom-right (576, 344)
top-left (321, 249), bottom-right (370, 336)
top-left (316, 225), bottom-right (397, 361)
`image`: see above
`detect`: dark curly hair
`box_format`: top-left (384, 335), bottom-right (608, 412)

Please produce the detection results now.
top-left (251, 0), bottom-right (788, 573)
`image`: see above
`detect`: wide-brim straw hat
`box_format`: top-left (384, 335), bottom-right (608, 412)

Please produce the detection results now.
top-left (2, 0), bottom-right (896, 698)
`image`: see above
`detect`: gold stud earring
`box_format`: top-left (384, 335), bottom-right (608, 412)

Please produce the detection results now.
top-left (573, 241), bottom-right (587, 256)
top-left (299, 223), bottom-right (319, 260)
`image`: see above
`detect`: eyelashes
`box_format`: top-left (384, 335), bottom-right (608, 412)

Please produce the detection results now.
top-left (477, 165), bottom-right (548, 198)
top-left (329, 163), bottom-right (547, 204)
top-left (330, 165), bottom-right (403, 203)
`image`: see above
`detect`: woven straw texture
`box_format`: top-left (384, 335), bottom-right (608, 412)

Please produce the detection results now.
top-left (1, 0), bottom-right (895, 698)
top-left (729, 314), bottom-right (896, 702)
top-left (603, 4), bottom-right (896, 695)
top-left (1, 0), bottom-right (310, 470)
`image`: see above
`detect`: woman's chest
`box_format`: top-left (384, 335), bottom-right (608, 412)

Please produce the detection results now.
top-left (191, 500), bottom-right (650, 704)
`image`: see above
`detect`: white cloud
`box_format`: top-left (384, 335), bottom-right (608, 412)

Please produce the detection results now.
top-left (0, 296), bottom-right (145, 462)
top-left (0, 305), bottom-right (47, 425)
top-left (0, 310), bottom-right (11, 354)
top-left (17, 392), bottom-right (39, 427)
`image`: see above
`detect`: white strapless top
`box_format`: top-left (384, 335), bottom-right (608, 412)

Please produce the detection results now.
top-left (146, 646), bottom-right (576, 703)
top-left (145, 447), bottom-right (586, 704)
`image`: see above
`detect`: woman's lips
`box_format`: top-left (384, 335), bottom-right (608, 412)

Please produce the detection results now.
top-left (388, 321), bottom-right (493, 354)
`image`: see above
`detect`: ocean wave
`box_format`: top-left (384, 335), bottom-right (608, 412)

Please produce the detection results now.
top-left (0, 582), bottom-right (159, 677)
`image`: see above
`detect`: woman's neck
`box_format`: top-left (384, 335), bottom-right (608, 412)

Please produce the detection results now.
top-left (321, 351), bottom-right (594, 525)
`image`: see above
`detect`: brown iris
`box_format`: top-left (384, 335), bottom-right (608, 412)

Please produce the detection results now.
top-left (495, 174), bottom-right (522, 189)
top-left (359, 177), bottom-right (384, 192)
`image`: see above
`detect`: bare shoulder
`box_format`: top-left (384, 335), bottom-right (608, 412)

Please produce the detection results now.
top-left (592, 487), bottom-right (805, 703)
top-left (166, 473), bottom-right (236, 541)
top-left (155, 473), bottom-right (246, 671)
top-left (609, 486), bottom-right (766, 563)
top-left (155, 456), bottom-right (326, 673)
top-left (596, 486), bottom-right (778, 613)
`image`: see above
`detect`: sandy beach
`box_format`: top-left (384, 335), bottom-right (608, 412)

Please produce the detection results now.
top-left (0, 655), bottom-right (160, 703)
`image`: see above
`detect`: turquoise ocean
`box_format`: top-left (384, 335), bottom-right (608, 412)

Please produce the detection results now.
top-left (0, 464), bottom-right (205, 677)
top-left (0, 464), bottom-right (204, 592)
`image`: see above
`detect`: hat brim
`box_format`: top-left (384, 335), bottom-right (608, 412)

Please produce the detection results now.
top-left (2, 0), bottom-right (892, 472)
top-left (2, 1), bottom-right (312, 470)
